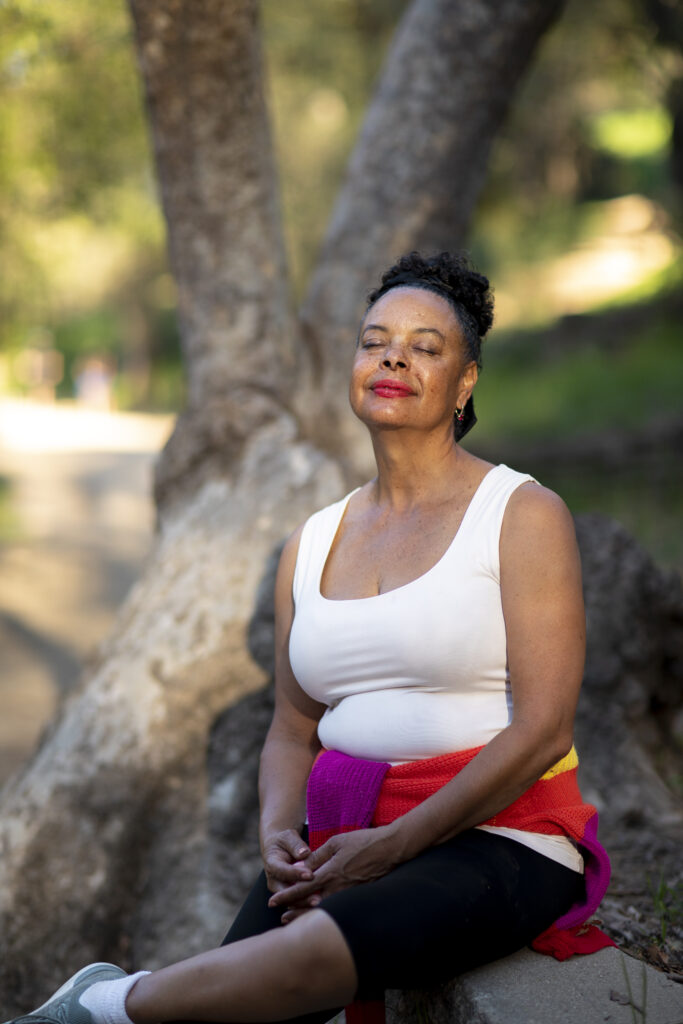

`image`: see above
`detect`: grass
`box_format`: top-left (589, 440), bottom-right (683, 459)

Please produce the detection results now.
top-left (468, 288), bottom-right (683, 570)
top-left (647, 871), bottom-right (683, 946)
top-left (620, 952), bottom-right (648, 1024)
top-left (475, 314), bottom-right (682, 443)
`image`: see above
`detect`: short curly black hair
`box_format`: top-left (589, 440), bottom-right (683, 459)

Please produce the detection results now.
top-left (366, 250), bottom-right (494, 368)
top-left (365, 251), bottom-right (494, 440)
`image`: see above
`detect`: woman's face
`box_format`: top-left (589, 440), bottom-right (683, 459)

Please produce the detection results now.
top-left (350, 286), bottom-right (478, 435)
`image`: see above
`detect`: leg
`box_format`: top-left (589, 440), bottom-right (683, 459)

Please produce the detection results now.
top-left (217, 869), bottom-right (345, 1024)
top-left (219, 870), bottom-right (288, 946)
top-left (320, 829), bottom-right (585, 998)
top-left (38, 833), bottom-right (579, 1024)
top-left (126, 909), bottom-right (356, 1024)
top-left (129, 830), bottom-right (580, 1020)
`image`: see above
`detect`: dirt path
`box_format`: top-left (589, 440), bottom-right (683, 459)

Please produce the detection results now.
top-left (0, 398), bottom-right (174, 784)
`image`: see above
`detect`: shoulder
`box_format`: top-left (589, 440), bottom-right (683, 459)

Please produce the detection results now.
top-left (506, 479), bottom-right (574, 526)
top-left (276, 522), bottom-right (306, 590)
top-left (500, 481), bottom-right (580, 576)
top-left (275, 485), bottom-right (363, 591)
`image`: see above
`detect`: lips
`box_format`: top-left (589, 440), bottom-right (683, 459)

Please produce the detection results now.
top-left (371, 379), bottom-right (415, 398)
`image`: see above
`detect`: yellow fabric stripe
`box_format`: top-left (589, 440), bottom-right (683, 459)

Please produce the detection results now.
top-left (541, 745), bottom-right (579, 780)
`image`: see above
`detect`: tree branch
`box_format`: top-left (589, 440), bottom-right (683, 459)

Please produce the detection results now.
top-left (298, 0), bottom-right (566, 464)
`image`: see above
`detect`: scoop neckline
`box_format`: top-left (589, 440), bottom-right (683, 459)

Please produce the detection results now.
top-left (318, 463), bottom-right (504, 603)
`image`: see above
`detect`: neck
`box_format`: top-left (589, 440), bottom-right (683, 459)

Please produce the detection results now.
top-left (368, 424), bottom-right (470, 510)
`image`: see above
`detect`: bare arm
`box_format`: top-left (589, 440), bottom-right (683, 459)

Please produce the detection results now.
top-left (269, 483), bottom-right (586, 906)
top-left (381, 483), bottom-right (584, 855)
top-left (258, 524), bottom-right (327, 895)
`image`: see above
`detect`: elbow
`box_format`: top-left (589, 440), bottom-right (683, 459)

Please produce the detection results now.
top-left (541, 720), bottom-right (575, 771)
top-left (529, 732), bottom-right (574, 781)
top-left (550, 731), bottom-right (575, 763)
top-left (514, 715), bottom-right (575, 773)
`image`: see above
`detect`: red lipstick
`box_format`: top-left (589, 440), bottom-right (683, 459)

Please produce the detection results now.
top-left (371, 379), bottom-right (415, 398)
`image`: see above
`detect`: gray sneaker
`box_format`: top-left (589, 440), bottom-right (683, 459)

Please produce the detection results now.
top-left (4, 962), bottom-right (127, 1024)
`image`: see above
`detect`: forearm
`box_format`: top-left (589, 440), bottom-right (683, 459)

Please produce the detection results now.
top-left (384, 721), bottom-right (572, 863)
top-left (268, 720), bottom-right (574, 911)
top-left (258, 725), bottom-right (321, 848)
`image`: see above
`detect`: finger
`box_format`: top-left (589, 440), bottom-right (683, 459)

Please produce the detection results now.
top-left (281, 893), bottom-right (322, 912)
top-left (266, 876), bottom-right (295, 895)
top-left (292, 858), bottom-right (315, 878)
top-left (268, 870), bottom-right (330, 907)
top-left (265, 859), bottom-right (314, 885)
top-left (305, 840), bottom-right (338, 871)
top-left (280, 901), bottom-right (321, 925)
top-left (280, 831), bottom-right (311, 860)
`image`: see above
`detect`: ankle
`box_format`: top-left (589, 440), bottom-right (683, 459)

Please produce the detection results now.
top-left (123, 973), bottom-right (153, 1024)
top-left (79, 970), bottom-right (151, 1024)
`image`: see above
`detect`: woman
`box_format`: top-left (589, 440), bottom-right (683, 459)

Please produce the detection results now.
top-left (9, 252), bottom-right (610, 1024)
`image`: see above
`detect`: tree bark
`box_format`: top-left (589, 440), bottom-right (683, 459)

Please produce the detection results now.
top-left (0, 0), bottom-right (571, 1012)
top-left (128, 0), bottom-right (302, 514)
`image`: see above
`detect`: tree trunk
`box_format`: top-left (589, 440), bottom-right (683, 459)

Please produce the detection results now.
top-left (127, 0), bottom-right (301, 514)
top-left (0, 0), bottom-right (570, 1013)
top-left (0, 0), bottom-right (344, 1005)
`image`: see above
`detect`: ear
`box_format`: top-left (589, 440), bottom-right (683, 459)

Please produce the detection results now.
top-left (456, 361), bottom-right (478, 409)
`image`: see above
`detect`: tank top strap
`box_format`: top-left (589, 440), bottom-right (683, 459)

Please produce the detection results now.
top-left (451, 463), bottom-right (538, 583)
top-left (292, 488), bottom-right (360, 605)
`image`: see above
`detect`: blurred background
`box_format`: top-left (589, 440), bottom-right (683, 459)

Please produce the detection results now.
top-left (0, 0), bottom-right (681, 783)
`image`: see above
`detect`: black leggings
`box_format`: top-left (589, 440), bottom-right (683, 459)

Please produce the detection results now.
top-left (221, 828), bottom-right (584, 1023)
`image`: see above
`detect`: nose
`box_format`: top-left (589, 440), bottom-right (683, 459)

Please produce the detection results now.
top-left (382, 340), bottom-right (408, 369)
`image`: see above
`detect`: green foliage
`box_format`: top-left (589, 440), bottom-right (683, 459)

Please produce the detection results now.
top-left (0, 0), bottom-right (680, 443)
top-left (590, 107), bottom-right (672, 160)
top-left (475, 300), bottom-right (683, 443)
top-left (470, 282), bottom-right (683, 568)
top-left (647, 871), bottom-right (683, 945)
top-left (0, 0), bottom-right (152, 218)
top-left (0, 0), bottom-right (171, 408)
top-left (473, 0), bottom-right (681, 270)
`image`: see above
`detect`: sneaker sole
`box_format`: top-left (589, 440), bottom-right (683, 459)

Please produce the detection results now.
top-left (33, 963), bottom-right (124, 1016)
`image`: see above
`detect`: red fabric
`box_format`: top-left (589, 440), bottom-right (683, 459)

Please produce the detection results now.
top-left (531, 923), bottom-right (617, 960)
top-left (344, 1000), bottom-right (386, 1024)
top-left (372, 746), bottom-right (593, 843)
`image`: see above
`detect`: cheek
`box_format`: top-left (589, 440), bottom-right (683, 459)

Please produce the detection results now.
top-left (423, 365), bottom-right (462, 412)
top-left (350, 350), bottom-right (372, 386)
top-left (349, 352), bottom-right (367, 406)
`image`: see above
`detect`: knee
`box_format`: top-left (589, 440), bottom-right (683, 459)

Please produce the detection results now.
top-left (282, 910), bottom-right (357, 1004)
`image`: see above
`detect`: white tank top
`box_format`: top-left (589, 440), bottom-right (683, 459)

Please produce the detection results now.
top-left (289, 463), bottom-right (583, 872)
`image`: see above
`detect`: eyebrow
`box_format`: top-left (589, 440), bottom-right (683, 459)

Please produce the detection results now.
top-left (361, 324), bottom-right (446, 342)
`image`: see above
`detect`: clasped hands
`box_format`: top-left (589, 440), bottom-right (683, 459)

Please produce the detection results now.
top-left (263, 826), bottom-right (398, 924)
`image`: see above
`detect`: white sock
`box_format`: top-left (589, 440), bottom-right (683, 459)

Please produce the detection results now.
top-left (79, 971), bottom-right (151, 1024)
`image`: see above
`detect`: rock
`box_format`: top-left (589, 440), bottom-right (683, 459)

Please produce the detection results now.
top-left (386, 947), bottom-right (683, 1024)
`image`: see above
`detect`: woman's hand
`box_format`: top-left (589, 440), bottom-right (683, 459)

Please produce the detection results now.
top-left (267, 827), bottom-right (398, 917)
top-left (262, 829), bottom-right (314, 895)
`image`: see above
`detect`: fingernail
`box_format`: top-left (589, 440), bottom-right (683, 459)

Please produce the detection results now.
top-left (310, 895), bottom-right (321, 906)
